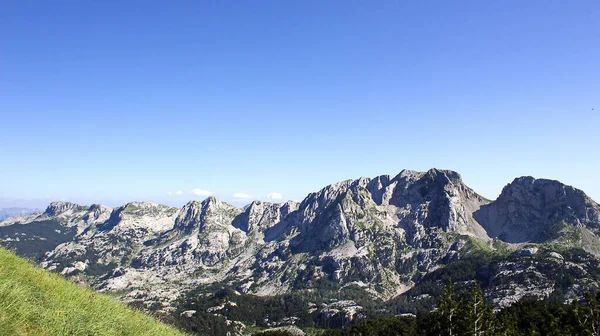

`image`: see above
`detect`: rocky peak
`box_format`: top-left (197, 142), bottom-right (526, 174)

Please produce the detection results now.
top-left (427, 168), bottom-right (463, 183)
top-left (246, 200), bottom-right (264, 211)
top-left (299, 179), bottom-right (359, 227)
top-left (44, 201), bottom-right (81, 216)
top-left (474, 177), bottom-right (600, 242)
top-left (391, 168), bottom-right (471, 200)
top-left (395, 169), bottom-right (426, 182)
top-left (202, 196), bottom-right (219, 207)
top-left (122, 201), bottom-right (162, 214)
top-left (81, 204), bottom-right (112, 225)
top-left (200, 196), bottom-right (236, 215)
top-left (171, 197), bottom-right (243, 235)
top-left (419, 168), bottom-right (462, 188)
top-left (173, 200), bottom-right (204, 233)
top-left (280, 200), bottom-right (299, 218)
top-left (89, 204), bottom-right (109, 212)
top-left (239, 200), bottom-right (300, 233)
top-left (293, 169), bottom-right (487, 239)
top-left (381, 169), bottom-right (490, 240)
top-left (197, 197), bottom-right (241, 232)
top-left (498, 177), bottom-right (596, 211)
top-left (350, 177), bottom-right (372, 189)
top-left (310, 179), bottom-right (354, 203)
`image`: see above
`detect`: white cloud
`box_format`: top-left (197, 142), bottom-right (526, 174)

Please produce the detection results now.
top-left (166, 191), bottom-right (173, 196)
top-left (175, 190), bottom-right (184, 196)
top-left (266, 192), bottom-right (283, 200)
top-left (232, 193), bottom-right (253, 200)
top-left (189, 189), bottom-right (212, 196)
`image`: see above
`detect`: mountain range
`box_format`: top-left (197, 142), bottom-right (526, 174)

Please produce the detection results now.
top-left (1, 168), bottom-right (600, 333)
top-left (0, 207), bottom-right (41, 220)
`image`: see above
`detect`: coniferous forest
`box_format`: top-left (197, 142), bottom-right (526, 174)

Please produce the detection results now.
top-left (250, 283), bottom-right (600, 336)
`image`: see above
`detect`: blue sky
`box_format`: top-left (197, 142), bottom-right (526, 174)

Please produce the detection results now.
top-left (1, 1), bottom-right (599, 208)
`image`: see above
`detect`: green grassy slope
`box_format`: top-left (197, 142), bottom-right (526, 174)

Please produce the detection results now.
top-left (0, 247), bottom-right (185, 336)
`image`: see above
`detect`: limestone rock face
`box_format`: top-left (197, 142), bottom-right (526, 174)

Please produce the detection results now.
top-left (236, 200), bottom-right (299, 234)
top-left (474, 176), bottom-right (600, 243)
top-left (1, 169), bottom-right (600, 312)
top-left (98, 201), bottom-right (178, 234)
top-left (173, 200), bottom-right (204, 234)
top-left (133, 196), bottom-right (244, 270)
top-left (292, 169), bottom-right (489, 252)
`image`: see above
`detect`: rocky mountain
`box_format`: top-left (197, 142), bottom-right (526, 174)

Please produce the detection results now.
top-left (475, 176), bottom-right (600, 242)
top-left (1, 169), bottom-right (600, 333)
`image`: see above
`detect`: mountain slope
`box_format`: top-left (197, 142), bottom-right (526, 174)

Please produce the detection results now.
top-left (0, 247), bottom-right (185, 336)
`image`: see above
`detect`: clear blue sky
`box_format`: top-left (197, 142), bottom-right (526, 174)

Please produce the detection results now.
top-left (1, 0), bottom-right (599, 208)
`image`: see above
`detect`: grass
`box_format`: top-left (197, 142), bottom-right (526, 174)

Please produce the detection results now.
top-left (0, 247), bottom-right (186, 336)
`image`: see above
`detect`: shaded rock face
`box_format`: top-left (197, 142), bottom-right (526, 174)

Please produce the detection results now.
top-left (474, 177), bottom-right (600, 243)
top-left (173, 200), bottom-right (203, 234)
top-left (1, 169), bottom-right (600, 311)
top-left (243, 200), bottom-right (299, 233)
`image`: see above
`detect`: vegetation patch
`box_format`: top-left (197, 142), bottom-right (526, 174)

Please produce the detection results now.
top-left (0, 220), bottom-right (77, 261)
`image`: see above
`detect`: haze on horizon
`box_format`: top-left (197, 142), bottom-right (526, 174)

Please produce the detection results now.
top-left (1, 1), bottom-right (598, 209)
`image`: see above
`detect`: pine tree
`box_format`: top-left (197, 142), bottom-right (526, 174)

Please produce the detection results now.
top-left (579, 292), bottom-right (600, 336)
top-left (494, 312), bottom-right (517, 336)
top-left (588, 292), bottom-right (600, 335)
top-left (438, 280), bottom-right (459, 336)
top-left (572, 297), bottom-right (594, 335)
top-left (459, 283), bottom-right (494, 336)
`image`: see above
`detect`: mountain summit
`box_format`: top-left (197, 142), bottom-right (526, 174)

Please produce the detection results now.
top-left (474, 176), bottom-right (600, 243)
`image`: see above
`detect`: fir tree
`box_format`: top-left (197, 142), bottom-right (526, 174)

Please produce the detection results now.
top-left (437, 280), bottom-right (459, 336)
top-left (458, 283), bottom-right (494, 336)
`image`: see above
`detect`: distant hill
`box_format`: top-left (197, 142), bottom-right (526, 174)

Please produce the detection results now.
top-left (0, 207), bottom-right (41, 220)
top-left (0, 247), bottom-right (185, 336)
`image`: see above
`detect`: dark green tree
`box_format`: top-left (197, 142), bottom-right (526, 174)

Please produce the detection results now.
top-left (585, 292), bottom-right (600, 335)
top-left (457, 283), bottom-right (495, 336)
top-left (494, 311), bottom-right (517, 336)
top-left (438, 280), bottom-right (459, 336)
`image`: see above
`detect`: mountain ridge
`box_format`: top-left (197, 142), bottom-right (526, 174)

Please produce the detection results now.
top-left (1, 168), bottom-right (600, 317)
top-left (0, 207), bottom-right (42, 221)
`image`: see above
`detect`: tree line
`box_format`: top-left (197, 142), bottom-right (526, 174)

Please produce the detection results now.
top-left (318, 282), bottom-right (600, 336)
